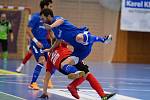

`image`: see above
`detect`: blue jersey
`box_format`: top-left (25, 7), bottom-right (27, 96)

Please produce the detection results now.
top-left (28, 12), bottom-right (51, 61)
top-left (28, 12), bottom-right (48, 42)
top-left (51, 16), bottom-right (87, 49)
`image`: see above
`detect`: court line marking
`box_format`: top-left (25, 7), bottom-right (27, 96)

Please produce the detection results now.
top-left (0, 80), bottom-right (147, 99)
top-left (0, 79), bottom-right (150, 92)
top-left (46, 89), bottom-right (142, 100)
top-left (0, 91), bottom-right (26, 100)
top-left (1, 78), bottom-right (150, 87)
top-left (0, 74), bottom-right (150, 82)
top-left (0, 69), bottom-right (24, 76)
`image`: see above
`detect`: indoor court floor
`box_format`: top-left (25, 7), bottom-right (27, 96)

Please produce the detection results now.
top-left (0, 59), bottom-right (150, 100)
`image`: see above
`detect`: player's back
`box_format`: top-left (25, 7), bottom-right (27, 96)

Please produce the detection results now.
top-left (51, 16), bottom-right (87, 48)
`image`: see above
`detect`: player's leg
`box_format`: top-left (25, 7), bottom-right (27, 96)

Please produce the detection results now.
top-left (76, 31), bottom-right (112, 45)
top-left (86, 72), bottom-right (116, 100)
top-left (68, 63), bottom-right (115, 100)
top-left (28, 44), bottom-right (45, 90)
top-left (16, 49), bottom-right (32, 73)
top-left (29, 55), bottom-right (45, 90)
top-left (1, 39), bottom-right (8, 63)
top-left (61, 56), bottom-right (85, 79)
top-left (67, 62), bottom-right (88, 99)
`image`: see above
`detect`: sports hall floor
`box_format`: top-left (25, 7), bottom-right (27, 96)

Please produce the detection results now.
top-left (0, 59), bottom-right (150, 100)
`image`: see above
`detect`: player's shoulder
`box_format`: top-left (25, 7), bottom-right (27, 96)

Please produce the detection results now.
top-left (53, 16), bottom-right (64, 20)
top-left (31, 12), bottom-right (40, 20)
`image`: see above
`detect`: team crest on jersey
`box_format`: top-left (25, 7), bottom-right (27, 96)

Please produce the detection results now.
top-left (39, 25), bottom-right (46, 29)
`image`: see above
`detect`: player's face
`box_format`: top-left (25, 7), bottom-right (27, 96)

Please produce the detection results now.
top-left (47, 15), bottom-right (52, 22)
top-left (1, 14), bottom-right (6, 21)
top-left (41, 14), bottom-right (52, 23)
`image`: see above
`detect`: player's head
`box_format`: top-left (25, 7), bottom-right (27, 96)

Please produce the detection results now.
top-left (40, 0), bottom-right (53, 10)
top-left (40, 8), bottom-right (54, 22)
top-left (0, 13), bottom-right (6, 21)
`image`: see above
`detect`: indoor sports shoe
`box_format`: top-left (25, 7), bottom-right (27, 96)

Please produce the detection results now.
top-left (68, 71), bottom-right (85, 80)
top-left (103, 34), bottom-right (112, 44)
top-left (28, 82), bottom-right (40, 90)
top-left (67, 85), bottom-right (80, 99)
top-left (101, 93), bottom-right (116, 100)
top-left (16, 66), bottom-right (23, 73)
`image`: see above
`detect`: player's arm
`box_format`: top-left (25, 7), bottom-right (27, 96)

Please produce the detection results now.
top-left (47, 30), bottom-right (56, 45)
top-left (50, 18), bottom-right (64, 28)
top-left (44, 39), bottom-right (61, 52)
top-left (8, 22), bottom-right (14, 42)
top-left (27, 15), bottom-right (43, 48)
top-left (44, 18), bottom-right (64, 29)
top-left (39, 71), bottom-right (51, 99)
top-left (26, 27), bottom-right (43, 48)
top-left (40, 60), bottom-right (55, 99)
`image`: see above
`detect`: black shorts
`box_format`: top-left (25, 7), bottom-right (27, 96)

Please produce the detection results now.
top-left (0, 39), bottom-right (8, 52)
top-left (60, 61), bottom-right (90, 75)
top-left (74, 62), bottom-right (89, 74)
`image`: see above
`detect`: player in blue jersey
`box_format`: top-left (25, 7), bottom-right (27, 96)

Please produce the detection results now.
top-left (40, 9), bottom-right (112, 77)
top-left (27, 0), bottom-right (85, 90)
top-left (26, 0), bottom-right (54, 90)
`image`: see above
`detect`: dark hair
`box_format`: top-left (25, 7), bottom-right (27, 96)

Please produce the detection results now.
top-left (40, 8), bottom-right (54, 17)
top-left (40, 0), bottom-right (53, 10)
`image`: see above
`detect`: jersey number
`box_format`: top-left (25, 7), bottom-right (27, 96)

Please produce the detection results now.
top-left (51, 51), bottom-right (60, 64)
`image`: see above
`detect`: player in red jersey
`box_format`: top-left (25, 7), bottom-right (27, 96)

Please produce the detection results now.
top-left (40, 42), bottom-right (116, 100)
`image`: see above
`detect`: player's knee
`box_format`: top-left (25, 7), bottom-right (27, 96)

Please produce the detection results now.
top-left (76, 34), bottom-right (84, 43)
top-left (38, 56), bottom-right (46, 64)
top-left (61, 57), bottom-right (76, 68)
top-left (85, 72), bottom-right (91, 77)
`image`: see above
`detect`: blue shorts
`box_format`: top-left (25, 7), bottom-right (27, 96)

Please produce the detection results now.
top-left (71, 43), bottom-right (92, 62)
top-left (30, 41), bottom-right (50, 62)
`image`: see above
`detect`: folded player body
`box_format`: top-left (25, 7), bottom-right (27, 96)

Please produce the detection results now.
top-left (40, 42), bottom-right (115, 100)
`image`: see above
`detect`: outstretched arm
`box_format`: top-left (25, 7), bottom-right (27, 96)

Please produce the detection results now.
top-left (43, 39), bottom-right (61, 52)
top-left (44, 19), bottom-right (64, 29)
top-left (39, 71), bottom-right (51, 99)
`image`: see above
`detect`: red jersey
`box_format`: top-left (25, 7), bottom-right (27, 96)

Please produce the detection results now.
top-left (46, 43), bottom-right (72, 73)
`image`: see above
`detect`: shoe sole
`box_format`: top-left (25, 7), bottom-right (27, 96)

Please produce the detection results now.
top-left (68, 71), bottom-right (85, 80)
top-left (28, 86), bottom-right (39, 90)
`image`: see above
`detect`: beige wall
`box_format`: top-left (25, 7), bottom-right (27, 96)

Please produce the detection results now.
top-left (54, 0), bottom-right (119, 62)
top-left (0, 0), bottom-right (119, 62)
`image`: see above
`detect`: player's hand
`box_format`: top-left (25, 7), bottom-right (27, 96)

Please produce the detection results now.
top-left (38, 93), bottom-right (49, 99)
top-left (43, 48), bottom-right (53, 53)
top-left (36, 41), bottom-right (43, 48)
top-left (44, 23), bottom-right (51, 30)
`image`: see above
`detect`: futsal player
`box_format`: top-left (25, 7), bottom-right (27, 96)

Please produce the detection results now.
top-left (40, 41), bottom-right (115, 100)
top-left (16, 0), bottom-right (53, 73)
top-left (40, 8), bottom-right (112, 81)
top-left (25, 0), bottom-right (53, 90)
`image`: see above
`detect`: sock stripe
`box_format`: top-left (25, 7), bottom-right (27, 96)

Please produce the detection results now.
top-left (37, 63), bottom-right (44, 68)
